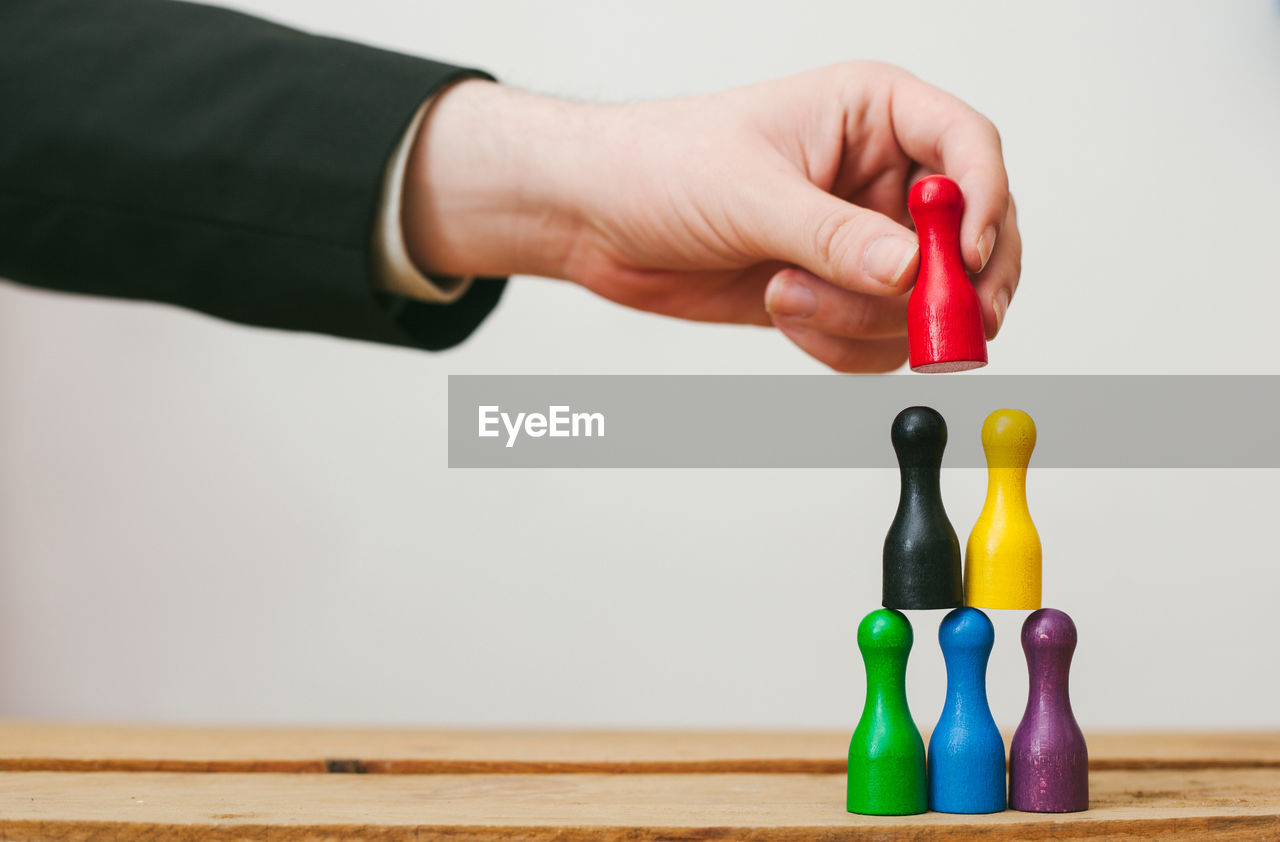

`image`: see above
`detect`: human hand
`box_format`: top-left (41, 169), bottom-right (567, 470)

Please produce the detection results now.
top-left (403, 64), bottom-right (1019, 372)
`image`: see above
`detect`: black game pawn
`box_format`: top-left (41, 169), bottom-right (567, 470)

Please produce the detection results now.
top-left (882, 406), bottom-right (963, 610)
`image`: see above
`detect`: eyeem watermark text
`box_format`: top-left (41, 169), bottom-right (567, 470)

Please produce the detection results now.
top-left (478, 405), bottom-right (605, 448)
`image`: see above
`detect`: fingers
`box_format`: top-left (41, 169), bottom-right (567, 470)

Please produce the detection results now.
top-left (764, 267), bottom-right (908, 339)
top-left (775, 324), bottom-right (908, 373)
top-left (763, 183), bottom-right (1018, 365)
top-left (970, 196), bottom-right (1022, 339)
top-left (757, 179), bottom-right (920, 297)
top-left (764, 266), bottom-right (909, 372)
top-left (887, 71), bottom-right (1011, 274)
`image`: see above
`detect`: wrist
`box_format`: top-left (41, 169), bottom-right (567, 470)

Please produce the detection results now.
top-left (401, 80), bottom-right (593, 281)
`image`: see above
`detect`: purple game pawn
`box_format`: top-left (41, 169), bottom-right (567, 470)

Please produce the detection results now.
top-left (1009, 608), bottom-right (1088, 812)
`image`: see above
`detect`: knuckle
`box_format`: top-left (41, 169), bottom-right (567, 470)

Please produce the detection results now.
top-left (834, 300), bottom-right (879, 338)
top-left (987, 119), bottom-right (1003, 147)
top-left (871, 346), bottom-right (910, 373)
top-left (829, 345), bottom-right (904, 374)
top-left (830, 355), bottom-right (864, 374)
top-left (837, 59), bottom-right (891, 78)
top-left (988, 253), bottom-right (1021, 289)
top-left (811, 209), bottom-right (869, 273)
top-left (828, 341), bottom-right (872, 373)
top-left (972, 112), bottom-right (1003, 152)
top-left (850, 59), bottom-right (902, 79)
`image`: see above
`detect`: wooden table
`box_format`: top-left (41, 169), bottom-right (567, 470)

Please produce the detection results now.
top-left (0, 723), bottom-right (1276, 839)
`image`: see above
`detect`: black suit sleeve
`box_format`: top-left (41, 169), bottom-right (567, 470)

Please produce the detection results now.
top-left (0, 0), bottom-right (507, 351)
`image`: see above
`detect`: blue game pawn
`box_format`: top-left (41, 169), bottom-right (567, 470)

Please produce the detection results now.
top-left (928, 607), bottom-right (1006, 814)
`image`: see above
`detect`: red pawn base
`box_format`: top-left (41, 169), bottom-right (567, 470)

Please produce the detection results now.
top-left (911, 357), bottom-right (987, 374)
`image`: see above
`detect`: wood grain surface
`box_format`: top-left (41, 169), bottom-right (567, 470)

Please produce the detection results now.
top-left (0, 722), bottom-right (1276, 774)
top-left (0, 725), bottom-right (1277, 839)
top-left (0, 768), bottom-right (1276, 841)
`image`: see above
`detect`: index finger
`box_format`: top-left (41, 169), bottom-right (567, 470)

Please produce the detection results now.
top-left (887, 71), bottom-right (1011, 273)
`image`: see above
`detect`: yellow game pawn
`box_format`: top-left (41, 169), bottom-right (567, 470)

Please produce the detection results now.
top-left (964, 409), bottom-right (1041, 609)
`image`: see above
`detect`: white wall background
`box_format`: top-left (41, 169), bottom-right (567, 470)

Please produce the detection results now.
top-left (1, 0), bottom-right (1278, 731)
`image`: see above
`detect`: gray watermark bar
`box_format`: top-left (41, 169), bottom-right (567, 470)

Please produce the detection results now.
top-left (448, 375), bottom-right (1277, 468)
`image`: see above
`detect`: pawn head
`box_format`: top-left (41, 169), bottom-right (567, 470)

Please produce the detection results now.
top-left (981, 408), bottom-right (1036, 469)
top-left (938, 606), bottom-right (995, 654)
top-left (857, 608), bottom-right (913, 654)
top-left (908, 174), bottom-right (965, 222)
top-left (1021, 607), bottom-right (1077, 653)
top-left (891, 406), bottom-right (948, 468)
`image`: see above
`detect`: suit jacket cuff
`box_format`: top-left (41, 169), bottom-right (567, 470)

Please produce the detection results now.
top-left (0, 0), bottom-right (506, 352)
top-left (371, 92), bottom-right (475, 305)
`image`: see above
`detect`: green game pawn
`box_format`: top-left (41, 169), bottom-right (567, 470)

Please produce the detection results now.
top-left (847, 608), bottom-right (927, 815)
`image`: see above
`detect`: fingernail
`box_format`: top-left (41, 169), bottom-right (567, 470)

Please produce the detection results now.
top-left (765, 276), bottom-right (819, 317)
top-left (993, 287), bottom-right (1011, 331)
top-left (977, 225), bottom-right (998, 271)
top-left (864, 236), bottom-right (919, 287)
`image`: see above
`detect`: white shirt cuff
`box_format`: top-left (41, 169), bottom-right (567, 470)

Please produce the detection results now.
top-left (371, 95), bottom-right (474, 303)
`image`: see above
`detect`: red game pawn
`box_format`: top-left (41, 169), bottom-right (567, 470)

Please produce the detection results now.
top-left (906, 176), bottom-right (988, 373)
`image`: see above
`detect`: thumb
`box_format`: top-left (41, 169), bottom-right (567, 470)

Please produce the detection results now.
top-left (759, 180), bottom-right (919, 296)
